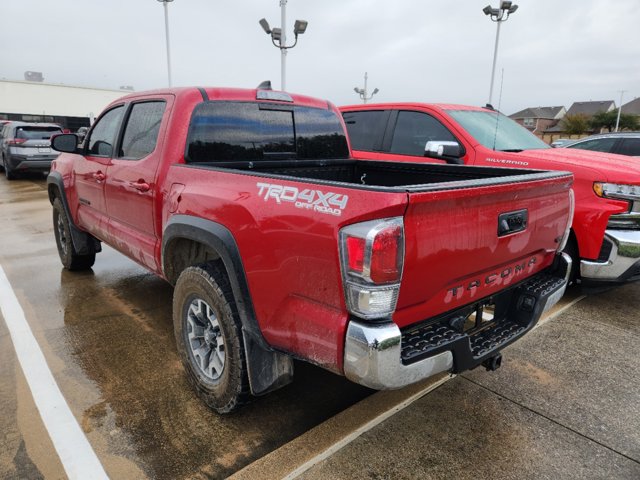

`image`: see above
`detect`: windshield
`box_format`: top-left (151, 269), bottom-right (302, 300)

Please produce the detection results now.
top-left (446, 110), bottom-right (549, 151)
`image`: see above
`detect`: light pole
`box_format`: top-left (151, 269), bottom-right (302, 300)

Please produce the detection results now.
top-left (615, 90), bottom-right (626, 132)
top-left (353, 72), bottom-right (379, 104)
top-left (483, 1), bottom-right (518, 106)
top-left (157, 0), bottom-right (174, 87)
top-left (259, 1), bottom-right (308, 91)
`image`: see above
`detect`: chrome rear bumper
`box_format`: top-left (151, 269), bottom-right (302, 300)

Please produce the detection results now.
top-left (343, 253), bottom-right (571, 390)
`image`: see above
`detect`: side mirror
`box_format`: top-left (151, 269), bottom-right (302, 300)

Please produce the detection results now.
top-left (424, 141), bottom-right (463, 164)
top-left (51, 133), bottom-right (79, 153)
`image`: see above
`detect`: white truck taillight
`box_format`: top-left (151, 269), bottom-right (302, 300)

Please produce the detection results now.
top-left (339, 217), bottom-right (404, 320)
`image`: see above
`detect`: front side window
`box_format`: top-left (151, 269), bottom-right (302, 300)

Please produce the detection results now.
top-left (186, 102), bottom-right (349, 163)
top-left (342, 110), bottom-right (388, 151)
top-left (566, 137), bottom-right (617, 153)
top-left (87, 106), bottom-right (124, 157)
top-left (119, 101), bottom-right (166, 159)
top-left (618, 138), bottom-right (640, 156)
top-left (390, 111), bottom-right (456, 156)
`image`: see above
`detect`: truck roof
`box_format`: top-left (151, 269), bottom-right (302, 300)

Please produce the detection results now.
top-left (341, 102), bottom-right (491, 112)
top-left (110, 86), bottom-right (332, 110)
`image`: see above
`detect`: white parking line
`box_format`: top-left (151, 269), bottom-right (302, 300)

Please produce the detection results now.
top-left (0, 265), bottom-right (109, 480)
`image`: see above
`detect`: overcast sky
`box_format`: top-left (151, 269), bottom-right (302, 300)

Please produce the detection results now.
top-left (1, 0), bottom-right (638, 115)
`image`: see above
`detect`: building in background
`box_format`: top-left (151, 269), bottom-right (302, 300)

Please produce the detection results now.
top-left (0, 80), bottom-right (131, 131)
top-left (564, 100), bottom-right (615, 118)
top-left (509, 106), bottom-right (566, 135)
top-left (621, 97), bottom-right (640, 119)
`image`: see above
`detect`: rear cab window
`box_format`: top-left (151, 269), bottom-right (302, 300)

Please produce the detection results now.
top-left (185, 102), bottom-right (349, 164)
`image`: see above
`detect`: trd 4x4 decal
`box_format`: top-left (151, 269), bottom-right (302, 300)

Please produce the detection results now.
top-left (257, 182), bottom-right (349, 216)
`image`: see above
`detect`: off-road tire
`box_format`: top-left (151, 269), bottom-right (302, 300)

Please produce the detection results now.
top-left (173, 262), bottom-right (250, 414)
top-left (52, 198), bottom-right (96, 270)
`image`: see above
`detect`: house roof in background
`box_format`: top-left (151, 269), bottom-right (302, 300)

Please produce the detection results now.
top-left (621, 97), bottom-right (640, 115)
top-left (509, 106), bottom-right (564, 119)
top-left (566, 100), bottom-right (615, 116)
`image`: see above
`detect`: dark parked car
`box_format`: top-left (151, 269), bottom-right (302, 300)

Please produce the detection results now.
top-left (0, 122), bottom-right (62, 179)
top-left (563, 132), bottom-right (640, 157)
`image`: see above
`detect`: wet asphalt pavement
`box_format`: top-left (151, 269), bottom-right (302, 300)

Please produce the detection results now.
top-left (297, 283), bottom-right (640, 479)
top-left (0, 176), bottom-right (372, 479)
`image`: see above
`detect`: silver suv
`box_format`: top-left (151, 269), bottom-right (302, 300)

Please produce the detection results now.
top-left (0, 122), bottom-right (63, 179)
top-left (563, 132), bottom-right (640, 157)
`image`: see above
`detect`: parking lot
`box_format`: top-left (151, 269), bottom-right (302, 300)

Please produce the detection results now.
top-left (1, 175), bottom-right (640, 480)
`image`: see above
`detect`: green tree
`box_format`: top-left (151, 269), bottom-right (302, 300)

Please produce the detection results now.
top-left (590, 109), bottom-right (640, 132)
top-left (561, 113), bottom-right (589, 135)
top-left (615, 111), bottom-right (639, 131)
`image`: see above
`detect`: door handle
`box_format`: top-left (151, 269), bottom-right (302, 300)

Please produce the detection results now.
top-left (131, 180), bottom-right (150, 192)
top-left (92, 171), bottom-right (106, 182)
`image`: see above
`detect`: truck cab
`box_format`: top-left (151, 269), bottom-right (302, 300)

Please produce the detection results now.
top-left (341, 103), bottom-right (640, 286)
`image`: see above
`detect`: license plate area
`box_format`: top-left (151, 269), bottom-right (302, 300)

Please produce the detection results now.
top-left (38, 147), bottom-right (51, 153)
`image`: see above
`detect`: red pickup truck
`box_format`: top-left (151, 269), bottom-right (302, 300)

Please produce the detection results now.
top-left (47, 86), bottom-right (572, 413)
top-left (341, 103), bottom-right (640, 287)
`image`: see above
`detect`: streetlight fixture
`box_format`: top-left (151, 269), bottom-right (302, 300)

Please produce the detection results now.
top-left (259, 1), bottom-right (308, 91)
top-left (157, 0), bottom-right (174, 87)
top-left (483, 1), bottom-right (518, 106)
top-left (353, 72), bottom-right (379, 104)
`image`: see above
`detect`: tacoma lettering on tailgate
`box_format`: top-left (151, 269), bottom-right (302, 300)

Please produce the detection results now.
top-left (256, 182), bottom-right (349, 216)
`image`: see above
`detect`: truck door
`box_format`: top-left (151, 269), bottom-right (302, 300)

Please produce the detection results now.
top-left (104, 99), bottom-right (169, 272)
top-left (75, 105), bottom-right (125, 239)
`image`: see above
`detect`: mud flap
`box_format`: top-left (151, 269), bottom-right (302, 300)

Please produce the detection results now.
top-left (243, 330), bottom-right (294, 396)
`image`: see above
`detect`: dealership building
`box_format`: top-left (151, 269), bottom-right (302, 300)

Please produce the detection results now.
top-left (0, 78), bottom-right (130, 131)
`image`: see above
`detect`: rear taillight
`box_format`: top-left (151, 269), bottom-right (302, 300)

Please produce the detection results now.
top-left (8, 139), bottom-right (27, 146)
top-left (339, 217), bottom-right (404, 320)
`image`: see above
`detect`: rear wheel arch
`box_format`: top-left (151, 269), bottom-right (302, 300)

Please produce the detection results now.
top-left (162, 215), bottom-right (294, 397)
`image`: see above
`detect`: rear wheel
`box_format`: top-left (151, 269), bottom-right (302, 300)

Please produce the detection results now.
top-left (52, 198), bottom-right (96, 270)
top-left (3, 156), bottom-right (16, 180)
top-left (173, 262), bottom-right (250, 414)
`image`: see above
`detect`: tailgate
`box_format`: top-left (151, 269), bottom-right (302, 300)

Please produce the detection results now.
top-left (394, 172), bottom-right (573, 328)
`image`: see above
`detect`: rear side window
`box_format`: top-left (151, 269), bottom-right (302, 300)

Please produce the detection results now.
top-left (618, 138), bottom-right (640, 156)
top-left (15, 126), bottom-right (62, 140)
top-left (87, 106), bottom-right (125, 157)
top-left (186, 102), bottom-right (349, 163)
top-left (119, 101), bottom-right (166, 159)
top-left (342, 110), bottom-right (388, 151)
top-left (390, 111), bottom-right (456, 156)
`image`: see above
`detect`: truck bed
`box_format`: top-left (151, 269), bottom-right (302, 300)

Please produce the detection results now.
top-left (185, 159), bottom-right (569, 192)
